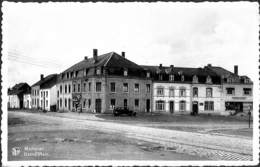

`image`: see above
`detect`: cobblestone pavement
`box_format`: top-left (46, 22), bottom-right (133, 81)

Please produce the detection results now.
top-left (8, 111), bottom-right (253, 160)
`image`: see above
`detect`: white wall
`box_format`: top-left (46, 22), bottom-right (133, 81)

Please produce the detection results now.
top-left (23, 94), bottom-right (32, 109)
top-left (8, 95), bottom-right (20, 108)
top-left (153, 82), bottom-right (191, 113)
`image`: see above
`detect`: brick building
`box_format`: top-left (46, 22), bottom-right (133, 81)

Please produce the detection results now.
top-left (57, 49), bottom-right (152, 113)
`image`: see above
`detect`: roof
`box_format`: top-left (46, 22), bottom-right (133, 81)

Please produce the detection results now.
top-left (8, 83), bottom-right (30, 95)
top-left (32, 74), bottom-right (58, 89)
top-left (61, 52), bottom-right (144, 75)
top-left (205, 66), bottom-right (236, 77)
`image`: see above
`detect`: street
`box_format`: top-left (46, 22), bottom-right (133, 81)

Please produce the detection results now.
top-left (8, 111), bottom-right (253, 161)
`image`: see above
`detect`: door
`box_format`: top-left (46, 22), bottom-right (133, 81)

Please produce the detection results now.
top-left (146, 99), bottom-right (150, 112)
top-left (169, 101), bottom-right (174, 113)
top-left (124, 99), bottom-right (128, 108)
top-left (95, 99), bottom-right (102, 113)
top-left (192, 102), bottom-right (198, 114)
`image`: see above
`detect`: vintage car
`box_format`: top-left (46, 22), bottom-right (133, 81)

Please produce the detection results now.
top-left (113, 107), bottom-right (137, 117)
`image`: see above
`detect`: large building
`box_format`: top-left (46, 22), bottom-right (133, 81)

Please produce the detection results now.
top-left (57, 49), bottom-right (152, 113)
top-left (8, 83), bottom-right (31, 109)
top-left (31, 74), bottom-right (58, 111)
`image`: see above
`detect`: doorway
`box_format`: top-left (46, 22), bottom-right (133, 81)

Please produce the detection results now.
top-left (169, 101), bottom-right (174, 113)
top-left (192, 101), bottom-right (198, 115)
top-left (146, 99), bottom-right (150, 112)
top-left (124, 99), bottom-right (128, 108)
top-left (95, 99), bottom-right (102, 113)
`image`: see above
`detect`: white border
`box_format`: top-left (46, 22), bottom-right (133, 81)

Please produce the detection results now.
top-left (1, 2), bottom-right (259, 167)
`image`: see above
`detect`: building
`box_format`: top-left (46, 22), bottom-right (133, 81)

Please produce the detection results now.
top-left (23, 88), bottom-right (32, 109)
top-left (206, 65), bottom-right (253, 114)
top-left (57, 49), bottom-right (152, 113)
top-left (8, 83), bottom-right (31, 109)
top-left (31, 74), bottom-right (58, 111)
top-left (142, 64), bottom-right (222, 114)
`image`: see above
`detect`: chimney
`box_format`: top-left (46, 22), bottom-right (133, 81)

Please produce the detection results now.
top-left (170, 65), bottom-right (174, 69)
top-left (84, 56), bottom-right (88, 60)
top-left (159, 64), bottom-right (162, 68)
top-left (40, 74), bottom-right (44, 80)
top-left (93, 49), bottom-right (98, 62)
top-left (234, 65), bottom-right (238, 75)
top-left (122, 52), bottom-right (125, 58)
top-left (207, 64), bottom-right (212, 67)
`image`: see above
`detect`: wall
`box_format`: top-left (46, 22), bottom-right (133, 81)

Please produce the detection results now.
top-left (23, 94), bottom-right (32, 109)
top-left (31, 86), bottom-right (40, 109)
top-left (8, 95), bottom-right (20, 108)
top-left (153, 82), bottom-right (191, 113)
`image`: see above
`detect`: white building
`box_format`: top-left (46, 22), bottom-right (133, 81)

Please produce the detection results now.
top-left (23, 92), bottom-right (32, 109)
top-left (8, 83), bottom-right (31, 109)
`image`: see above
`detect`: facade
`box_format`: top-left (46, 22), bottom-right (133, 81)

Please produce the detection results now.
top-left (206, 65), bottom-right (253, 114)
top-left (31, 74), bottom-right (58, 111)
top-left (57, 49), bottom-right (152, 113)
top-left (23, 89), bottom-right (32, 109)
top-left (8, 83), bottom-right (31, 109)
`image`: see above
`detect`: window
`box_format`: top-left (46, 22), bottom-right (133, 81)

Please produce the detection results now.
top-left (46, 91), bottom-right (48, 97)
top-left (76, 71), bottom-right (79, 77)
top-left (205, 101), bottom-right (214, 111)
top-left (157, 87), bottom-right (164, 96)
top-left (41, 92), bottom-right (43, 97)
top-left (155, 100), bottom-right (165, 111)
top-left (77, 83), bottom-right (81, 92)
top-left (146, 72), bottom-right (150, 78)
top-left (68, 84), bottom-right (71, 93)
top-left (110, 82), bottom-right (115, 92)
top-left (244, 78), bottom-right (250, 83)
top-left (57, 91), bottom-right (59, 98)
top-left (65, 98), bottom-right (67, 108)
top-left (60, 98), bottom-right (62, 107)
top-left (111, 99), bottom-right (116, 108)
top-left (70, 72), bottom-right (73, 78)
top-left (206, 88), bottom-right (213, 97)
top-left (124, 69), bottom-right (128, 76)
top-left (134, 83), bottom-right (139, 92)
top-left (181, 75), bottom-right (185, 82)
top-left (88, 99), bottom-right (91, 108)
top-left (169, 88), bottom-right (174, 97)
top-left (96, 82), bottom-right (101, 92)
top-left (179, 88), bottom-right (186, 97)
top-left (227, 77), bottom-right (232, 83)
top-left (206, 76), bottom-right (212, 84)
top-left (123, 83), bottom-right (128, 92)
top-left (65, 85), bottom-right (67, 94)
top-left (193, 87), bottom-right (198, 97)
top-left (135, 99), bottom-right (139, 108)
top-left (67, 73), bottom-right (69, 79)
top-left (83, 99), bottom-right (87, 108)
top-left (179, 101), bottom-right (186, 112)
top-left (124, 99), bottom-right (128, 108)
top-left (169, 75), bottom-right (174, 81)
top-left (193, 75), bottom-right (198, 83)
top-left (46, 100), bottom-right (48, 107)
top-left (88, 82), bottom-right (92, 92)
top-left (73, 84), bottom-right (76, 93)
top-left (226, 88), bottom-right (235, 95)
top-left (243, 88), bottom-right (252, 95)
top-left (146, 84), bottom-right (150, 93)
top-left (60, 85), bottom-right (62, 94)
top-left (83, 83), bottom-right (86, 92)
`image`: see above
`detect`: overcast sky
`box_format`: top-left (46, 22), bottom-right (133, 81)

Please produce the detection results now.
top-left (2, 2), bottom-right (259, 87)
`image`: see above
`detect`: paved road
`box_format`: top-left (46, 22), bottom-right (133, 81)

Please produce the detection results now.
top-left (9, 111), bottom-right (253, 160)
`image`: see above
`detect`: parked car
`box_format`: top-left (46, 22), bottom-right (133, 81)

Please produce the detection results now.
top-left (113, 107), bottom-right (136, 117)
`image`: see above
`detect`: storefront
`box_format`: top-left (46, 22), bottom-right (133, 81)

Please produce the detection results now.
top-left (225, 101), bottom-right (253, 112)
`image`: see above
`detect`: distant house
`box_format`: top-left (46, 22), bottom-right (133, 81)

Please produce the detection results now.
top-left (8, 83), bottom-right (31, 109)
top-left (23, 87), bottom-right (32, 109)
top-left (31, 74), bottom-right (58, 111)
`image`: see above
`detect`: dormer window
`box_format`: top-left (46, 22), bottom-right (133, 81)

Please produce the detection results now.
top-left (192, 75), bottom-right (198, 83)
top-left (169, 74), bottom-right (174, 81)
top-left (181, 75), bottom-right (185, 82)
top-left (146, 72), bottom-right (150, 78)
top-left (70, 72), bottom-right (73, 78)
top-left (76, 71), bottom-right (79, 77)
top-left (244, 78), bottom-right (250, 83)
top-left (67, 73), bottom-right (69, 79)
top-left (159, 74), bottom-right (163, 80)
top-left (206, 76), bottom-right (212, 84)
top-left (96, 68), bottom-right (101, 75)
top-left (124, 69), bottom-right (128, 76)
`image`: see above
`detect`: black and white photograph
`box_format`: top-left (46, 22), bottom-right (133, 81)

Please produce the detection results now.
top-left (1, 1), bottom-right (259, 166)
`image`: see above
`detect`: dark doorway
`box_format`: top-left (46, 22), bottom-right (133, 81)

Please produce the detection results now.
top-left (169, 101), bottom-right (174, 113)
top-left (192, 101), bottom-right (198, 115)
top-left (95, 99), bottom-right (102, 113)
top-left (146, 99), bottom-right (150, 112)
top-left (124, 99), bottom-right (128, 108)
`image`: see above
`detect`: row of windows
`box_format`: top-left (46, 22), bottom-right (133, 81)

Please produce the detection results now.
top-left (40, 91), bottom-right (48, 98)
top-left (58, 82), bottom-right (151, 95)
top-left (32, 89), bottom-right (39, 96)
top-left (226, 87), bottom-right (252, 96)
top-left (40, 100), bottom-right (48, 108)
top-left (158, 74), bottom-right (212, 83)
top-left (157, 87), bottom-right (188, 97)
top-left (155, 100), bottom-right (214, 111)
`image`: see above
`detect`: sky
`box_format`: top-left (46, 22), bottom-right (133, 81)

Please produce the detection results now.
top-left (2, 2), bottom-right (259, 87)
